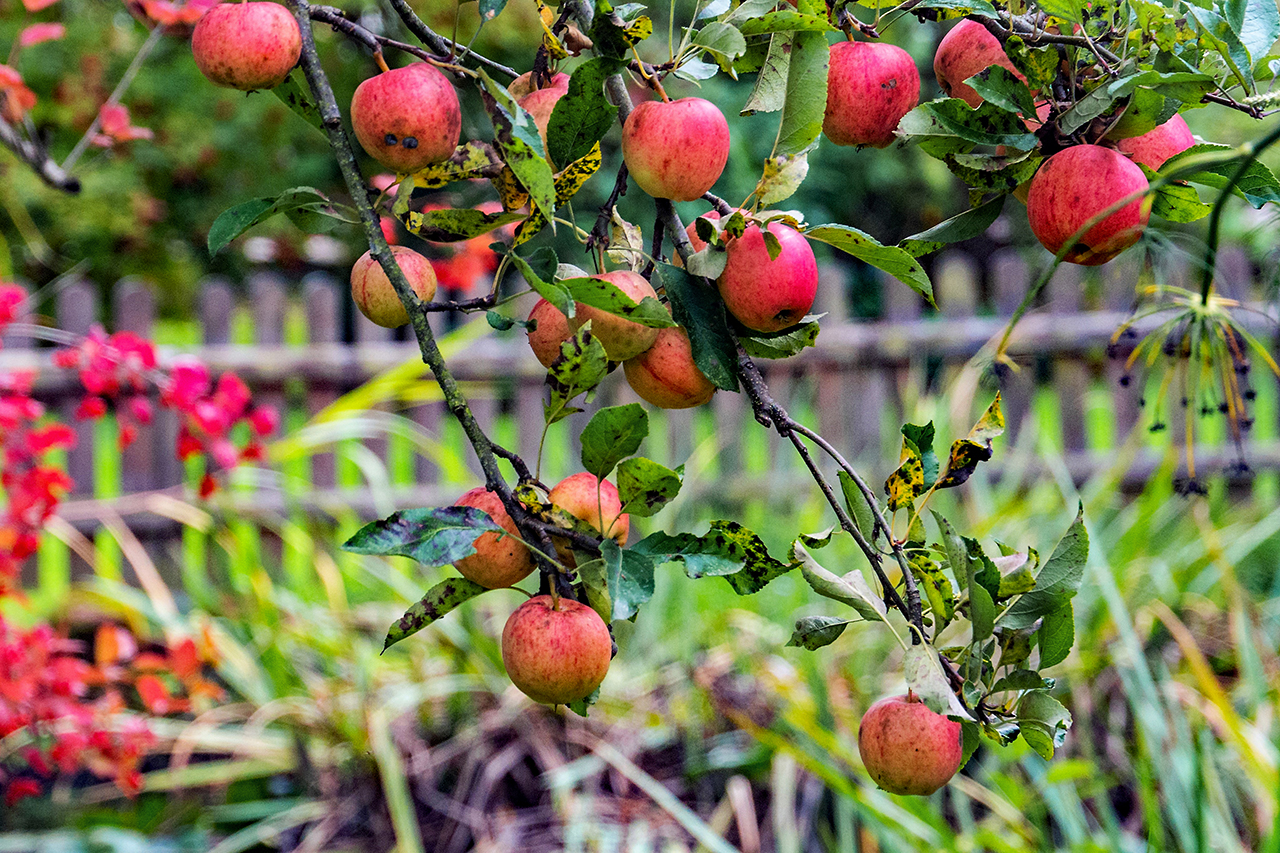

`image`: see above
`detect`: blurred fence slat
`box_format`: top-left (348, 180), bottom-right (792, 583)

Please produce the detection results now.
top-left (57, 279), bottom-right (97, 497)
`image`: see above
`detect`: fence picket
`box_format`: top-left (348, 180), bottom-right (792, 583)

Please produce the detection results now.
top-left (1047, 263), bottom-right (1089, 454)
top-left (57, 279), bottom-right (98, 497)
top-left (113, 279), bottom-right (159, 494)
top-left (303, 272), bottom-right (341, 489)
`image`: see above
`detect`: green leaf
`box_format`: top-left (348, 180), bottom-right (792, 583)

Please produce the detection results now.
top-left (793, 541), bottom-right (887, 623)
top-left (806, 224), bottom-right (934, 305)
top-left (839, 470), bottom-right (876, 540)
top-left (546, 325), bottom-right (610, 423)
top-left (631, 520), bottom-right (796, 594)
top-left (567, 685), bottom-right (601, 717)
top-left (904, 0), bottom-right (996, 15)
top-left (738, 8), bottom-right (837, 34)
top-left (1017, 689), bottom-right (1072, 759)
top-left (1150, 177), bottom-right (1212, 222)
top-left (693, 21), bottom-right (747, 61)
top-left (478, 0), bottom-right (507, 21)
top-left (787, 616), bottom-right (850, 650)
top-left (617, 456), bottom-right (683, 517)
top-left (512, 247), bottom-right (575, 317)
top-left (904, 643), bottom-right (973, 720)
top-left (959, 721), bottom-right (982, 769)
top-left (1036, 0), bottom-right (1083, 22)
top-left (936, 394), bottom-right (1004, 489)
top-left (738, 318), bottom-right (821, 359)
top-left (548, 58), bottom-right (622, 168)
top-left (600, 539), bottom-right (657, 621)
top-left (901, 423), bottom-right (938, 488)
top-left (590, 0), bottom-right (651, 57)
top-left (990, 668), bottom-right (1048, 693)
top-left (1106, 88), bottom-right (1180, 140)
top-left (773, 31), bottom-right (829, 157)
top-left (383, 578), bottom-right (489, 650)
top-left (1187, 5), bottom-right (1255, 89)
top-left (343, 506), bottom-right (504, 566)
top-left (755, 149), bottom-right (812, 206)
top-left (943, 149), bottom-right (1043, 196)
top-left (1165, 143), bottom-right (1280, 209)
top-left (1037, 601), bottom-right (1074, 668)
top-left (1227, 0), bottom-right (1280, 69)
top-left (1000, 503), bottom-right (1088, 630)
top-left (964, 66), bottom-right (1039, 119)
top-left (741, 32), bottom-right (792, 114)
top-left (560, 276), bottom-right (677, 328)
top-left (995, 552), bottom-right (1037, 598)
top-left (655, 263), bottom-right (739, 391)
top-left (576, 555), bottom-right (613, 624)
top-left (208, 187), bottom-right (333, 255)
top-left (1057, 72), bottom-right (1143, 136)
top-left (403, 207), bottom-right (526, 242)
top-left (580, 403), bottom-right (649, 479)
top-left (910, 554), bottom-right (956, 632)
top-left (899, 196), bottom-right (1006, 257)
top-left (898, 98), bottom-right (1040, 151)
top-left (271, 70), bottom-right (324, 135)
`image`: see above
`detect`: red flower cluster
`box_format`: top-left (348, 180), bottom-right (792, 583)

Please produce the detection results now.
top-left (0, 620), bottom-right (223, 807)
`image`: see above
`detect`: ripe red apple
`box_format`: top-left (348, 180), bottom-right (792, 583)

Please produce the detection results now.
top-left (1115, 113), bottom-right (1195, 171)
top-left (621, 98), bottom-right (730, 201)
top-left (823, 41), bottom-right (921, 148)
top-left (858, 694), bottom-right (963, 795)
top-left (718, 221), bottom-right (818, 332)
top-left (527, 297), bottom-right (574, 368)
top-left (1026, 144), bottom-right (1151, 266)
top-left (453, 487), bottom-right (535, 589)
top-left (191, 1), bottom-right (301, 91)
top-left (518, 86), bottom-right (568, 166)
top-left (350, 63), bottom-right (461, 173)
top-left (933, 19), bottom-right (1024, 108)
top-left (547, 472), bottom-right (629, 564)
top-left (350, 246), bottom-right (438, 328)
top-left (508, 71), bottom-right (570, 100)
top-left (501, 594), bottom-right (612, 704)
top-left (624, 325), bottom-right (716, 409)
top-left (570, 270), bottom-right (661, 362)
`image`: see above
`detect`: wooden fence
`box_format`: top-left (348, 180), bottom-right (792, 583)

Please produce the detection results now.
top-left (2, 242), bottom-right (1278, 546)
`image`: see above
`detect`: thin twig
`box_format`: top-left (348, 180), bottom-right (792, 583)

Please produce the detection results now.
top-left (382, 0), bottom-right (518, 78)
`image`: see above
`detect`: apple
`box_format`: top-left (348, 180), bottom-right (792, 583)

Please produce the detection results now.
top-left (823, 41), bottom-right (921, 148)
top-left (570, 270), bottom-right (661, 362)
top-left (527, 297), bottom-right (574, 368)
top-left (933, 19), bottom-right (1024, 108)
top-left (508, 71), bottom-right (570, 101)
top-left (624, 325), bottom-right (716, 409)
top-left (858, 693), bottom-right (963, 795)
top-left (547, 472), bottom-right (629, 564)
top-left (621, 98), bottom-right (730, 201)
top-left (350, 63), bottom-right (461, 173)
top-left (1026, 144), bottom-right (1150, 266)
top-left (501, 595), bottom-right (612, 704)
top-left (350, 246), bottom-right (438, 328)
top-left (518, 86), bottom-right (568, 166)
top-left (453, 487), bottom-right (535, 588)
top-left (718, 221), bottom-right (818, 332)
top-left (191, 1), bottom-right (301, 91)
top-left (1115, 113), bottom-right (1195, 171)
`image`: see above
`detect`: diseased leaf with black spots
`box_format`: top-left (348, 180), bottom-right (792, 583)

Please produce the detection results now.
top-left (343, 506), bottom-right (505, 566)
top-left (548, 58), bottom-right (622, 167)
top-left (616, 456), bottom-right (682, 517)
top-left (403, 207), bottom-right (526, 243)
top-left (411, 141), bottom-right (505, 189)
top-left (787, 615), bottom-right (849, 650)
top-left (936, 393), bottom-right (1004, 488)
top-left (630, 520), bottom-right (796, 594)
top-left (901, 422), bottom-right (938, 488)
top-left (910, 553), bottom-right (955, 632)
top-left (383, 578), bottom-right (488, 650)
top-left (514, 144), bottom-right (604, 245)
top-left (885, 437), bottom-right (925, 511)
top-left (546, 325), bottom-right (609, 424)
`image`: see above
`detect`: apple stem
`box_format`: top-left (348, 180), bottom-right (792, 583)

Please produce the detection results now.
top-left (373, 50), bottom-right (390, 74)
top-left (651, 75), bottom-right (670, 103)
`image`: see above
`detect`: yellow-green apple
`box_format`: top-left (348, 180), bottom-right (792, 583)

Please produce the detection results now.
top-left (508, 71), bottom-right (570, 100)
top-left (501, 595), bottom-right (612, 704)
top-left (624, 325), bottom-right (716, 409)
top-left (858, 694), bottom-right (963, 795)
top-left (570, 270), bottom-right (661, 361)
top-left (1115, 113), bottom-right (1195, 171)
top-left (718, 221), bottom-right (818, 332)
top-left (621, 98), bottom-right (730, 201)
top-left (191, 1), bottom-right (301, 91)
top-left (1026, 144), bottom-right (1150, 265)
top-left (350, 63), bottom-right (461, 173)
top-left (547, 472), bottom-right (629, 564)
top-left (453, 487), bottom-right (535, 588)
top-left (933, 19), bottom-right (1024, 108)
top-left (527, 297), bottom-right (574, 368)
top-left (824, 41), bottom-right (921, 148)
top-left (350, 246), bottom-right (438, 328)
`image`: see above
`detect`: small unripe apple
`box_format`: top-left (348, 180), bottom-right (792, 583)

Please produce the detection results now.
top-left (350, 246), bottom-right (438, 328)
top-left (191, 1), bottom-right (301, 91)
top-left (824, 41), bottom-right (921, 148)
top-left (1026, 144), bottom-right (1150, 266)
top-left (621, 98), bottom-right (730, 201)
top-left (502, 594), bottom-right (612, 704)
top-left (547, 472), bottom-right (629, 564)
top-left (1115, 113), bottom-right (1195, 171)
top-left (508, 71), bottom-right (570, 101)
top-left (527, 297), bottom-right (574, 368)
top-left (719, 221), bottom-right (818, 332)
top-left (454, 487), bottom-right (535, 588)
top-left (858, 693), bottom-right (963, 795)
top-left (933, 19), bottom-right (1024, 108)
top-left (624, 325), bottom-right (716, 409)
top-left (570, 270), bottom-right (661, 362)
top-left (350, 63), bottom-right (461, 173)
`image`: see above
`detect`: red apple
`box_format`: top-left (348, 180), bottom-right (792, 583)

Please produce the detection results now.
top-left (191, 1), bottom-right (301, 91)
top-left (824, 41), bottom-right (921, 148)
top-left (624, 325), bottom-right (716, 409)
top-left (501, 595), bottom-right (612, 704)
top-left (527, 297), bottom-right (574, 368)
top-left (621, 98), bottom-right (730, 201)
top-left (718, 221), bottom-right (818, 332)
top-left (858, 694), bottom-right (963, 795)
top-left (1026, 144), bottom-right (1150, 266)
top-left (350, 63), bottom-right (461, 173)
top-left (508, 71), bottom-right (570, 100)
top-left (1115, 113), bottom-right (1195, 171)
top-left (570, 270), bottom-right (661, 362)
top-left (350, 246), bottom-right (438, 328)
top-left (453, 487), bottom-right (535, 589)
top-left (933, 19), bottom-right (1024, 108)
top-left (518, 86), bottom-right (568, 166)
top-left (547, 472), bottom-right (629, 564)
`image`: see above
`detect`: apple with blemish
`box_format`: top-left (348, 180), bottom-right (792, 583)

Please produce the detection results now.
top-left (527, 298), bottom-right (574, 368)
top-left (624, 325), bottom-right (716, 409)
top-left (621, 97), bottom-right (730, 201)
top-left (191, 1), bottom-right (301, 91)
top-left (933, 19), bottom-right (1025, 108)
top-left (1115, 113), bottom-right (1195, 171)
top-left (858, 693), bottom-right (963, 795)
top-left (718, 221), bottom-right (818, 333)
top-left (1026, 144), bottom-right (1150, 265)
top-left (350, 63), bottom-right (461, 173)
top-left (570, 270), bottom-right (661, 362)
top-left (823, 41), bottom-right (921, 148)
top-left (350, 246), bottom-right (438, 328)
top-left (502, 595), bottom-right (612, 705)
top-left (453, 487), bottom-right (535, 589)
